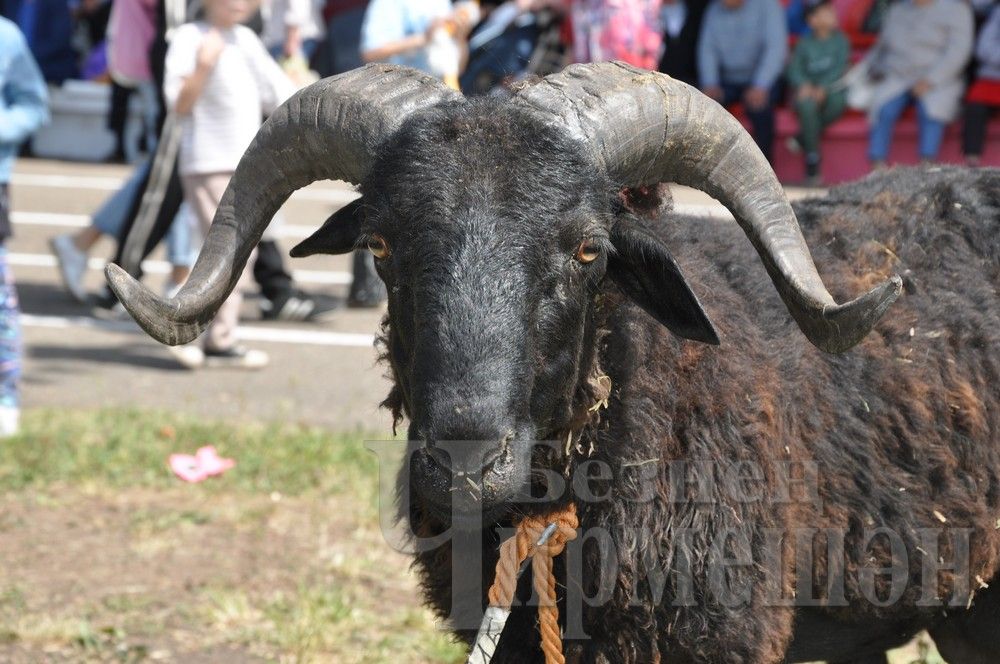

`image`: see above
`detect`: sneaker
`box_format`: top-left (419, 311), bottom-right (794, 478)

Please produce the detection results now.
top-left (803, 155), bottom-right (822, 188)
top-left (49, 235), bottom-right (89, 303)
top-left (0, 406), bottom-right (19, 437)
top-left (204, 345), bottom-right (269, 370)
top-left (260, 290), bottom-right (316, 321)
top-left (168, 344), bottom-right (205, 370)
top-left (785, 135), bottom-right (803, 154)
top-left (91, 287), bottom-right (130, 321)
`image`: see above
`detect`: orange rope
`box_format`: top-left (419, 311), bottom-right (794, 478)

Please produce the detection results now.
top-left (486, 504), bottom-right (578, 664)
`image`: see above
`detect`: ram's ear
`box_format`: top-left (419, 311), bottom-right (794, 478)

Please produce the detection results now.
top-left (290, 198), bottom-right (365, 257)
top-left (608, 222), bottom-right (720, 345)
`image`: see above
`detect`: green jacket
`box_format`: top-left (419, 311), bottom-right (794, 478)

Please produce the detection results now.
top-left (787, 31), bottom-right (849, 89)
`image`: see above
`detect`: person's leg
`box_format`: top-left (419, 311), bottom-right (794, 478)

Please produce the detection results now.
top-left (164, 203), bottom-right (194, 294)
top-left (106, 82), bottom-right (132, 162)
top-left (962, 102), bottom-right (990, 165)
top-left (254, 237), bottom-right (294, 303)
top-left (0, 248), bottom-right (20, 436)
top-left (301, 38), bottom-right (318, 61)
top-left (111, 158), bottom-right (183, 278)
top-left (256, 212), bottom-right (317, 321)
top-left (794, 95), bottom-right (822, 179)
top-left (92, 159), bottom-right (153, 240)
top-left (326, 6), bottom-right (365, 76)
top-left (744, 85), bottom-right (777, 163)
top-left (719, 83), bottom-right (744, 109)
top-left (183, 173), bottom-right (239, 350)
top-left (803, 89), bottom-right (848, 182)
top-left (915, 98), bottom-right (946, 162)
top-left (50, 159), bottom-right (156, 303)
top-left (136, 80), bottom-right (160, 154)
top-left (819, 88), bottom-right (848, 129)
top-left (0, 187), bottom-right (20, 434)
top-left (183, 173), bottom-right (265, 367)
top-left (349, 250), bottom-right (387, 307)
top-left (868, 92), bottom-right (910, 165)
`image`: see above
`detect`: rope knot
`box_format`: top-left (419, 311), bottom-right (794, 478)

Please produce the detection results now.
top-left (486, 504), bottom-right (579, 664)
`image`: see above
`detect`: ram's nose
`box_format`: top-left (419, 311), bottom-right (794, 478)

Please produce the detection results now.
top-left (422, 432), bottom-right (514, 476)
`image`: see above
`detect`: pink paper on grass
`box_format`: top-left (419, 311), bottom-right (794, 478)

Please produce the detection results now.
top-left (169, 446), bottom-right (235, 483)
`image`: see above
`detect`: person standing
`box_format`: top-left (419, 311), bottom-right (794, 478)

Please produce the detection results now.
top-left (164, 0), bottom-right (296, 368)
top-left (0, 16), bottom-right (48, 434)
top-left (697, 0), bottom-right (788, 163)
top-left (106, 0), bottom-right (162, 159)
top-left (963, 4), bottom-right (1000, 166)
top-left (786, 0), bottom-right (849, 185)
top-left (261, 0), bottom-right (326, 59)
top-left (865, 0), bottom-right (974, 167)
top-left (356, 0), bottom-right (459, 308)
top-left (359, 0), bottom-right (454, 72)
top-left (658, 0), bottom-right (708, 87)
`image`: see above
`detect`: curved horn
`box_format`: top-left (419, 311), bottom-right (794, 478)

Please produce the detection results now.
top-left (513, 62), bottom-right (900, 353)
top-left (106, 64), bottom-right (462, 346)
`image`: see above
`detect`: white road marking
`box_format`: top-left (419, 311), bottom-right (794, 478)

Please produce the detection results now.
top-left (21, 313), bottom-right (376, 348)
top-left (11, 173), bottom-right (360, 205)
top-left (673, 202), bottom-right (733, 219)
top-left (12, 211), bottom-right (89, 228)
top-left (8, 252), bottom-right (351, 285)
top-left (11, 210), bottom-right (316, 238)
top-left (14, 205), bottom-right (734, 236)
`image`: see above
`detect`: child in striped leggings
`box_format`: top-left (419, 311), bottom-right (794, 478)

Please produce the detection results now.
top-left (0, 17), bottom-right (50, 435)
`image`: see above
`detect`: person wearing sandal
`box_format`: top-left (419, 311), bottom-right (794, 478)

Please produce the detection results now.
top-left (164, 0), bottom-right (296, 369)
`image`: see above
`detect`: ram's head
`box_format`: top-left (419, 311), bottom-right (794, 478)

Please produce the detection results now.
top-left (106, 63), bottom-right (900, 526)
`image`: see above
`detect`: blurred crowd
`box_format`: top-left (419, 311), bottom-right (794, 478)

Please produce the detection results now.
top-left (2, 0), bottom-right (998, 177)
top-left (0, 0), bottom-right (997, 429)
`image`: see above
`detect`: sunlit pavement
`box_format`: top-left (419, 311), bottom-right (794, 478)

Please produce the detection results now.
top-left (12, 158), bottom-right (823, 430)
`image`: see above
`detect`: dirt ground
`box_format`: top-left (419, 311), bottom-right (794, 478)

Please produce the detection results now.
top-left (0, 486), bottom-right (460, 664)
top-left (0, 486), bottom-right (940, 664)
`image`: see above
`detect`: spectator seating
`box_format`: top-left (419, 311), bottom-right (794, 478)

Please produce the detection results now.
top-left (748, 0), bottom-right (1000, 183)
top-left (729, 105), bottom-right (1000, 184)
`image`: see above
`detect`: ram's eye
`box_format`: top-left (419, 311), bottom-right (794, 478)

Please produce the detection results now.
top-left (367, 234), bottom-right (390, 260)
top-left (574, 239), bottom-right (601, 264)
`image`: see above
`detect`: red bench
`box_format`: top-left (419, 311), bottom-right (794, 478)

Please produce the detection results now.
top-left (766, 0), bottom-right (1000, 183)
top-left (730, 106), bottom-right (1000, 184)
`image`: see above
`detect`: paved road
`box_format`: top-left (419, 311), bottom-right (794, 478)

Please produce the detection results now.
top-left (14, 159), bottom-right (394, 431)
top-left (12, 158), bottom-right (819, 431)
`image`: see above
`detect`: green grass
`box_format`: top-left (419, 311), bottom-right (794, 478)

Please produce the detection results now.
top-left (0, 408), bottom-right (384, 498)
top-left (201, 585), bottom-right (463, 664)
top-left (0, 409), bottom-right (949, 663)
top-left (0, 408), bottom-right (468, 663)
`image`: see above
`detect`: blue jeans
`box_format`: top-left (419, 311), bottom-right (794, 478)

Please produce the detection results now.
top-left (268, 39), bottom-right (319, 61)
top-left (721, 82), bottom-right (779, 163)
top-left (869, 92), bottom-right (946, 161)
top-left (92, 159), bottom-right (195, 267)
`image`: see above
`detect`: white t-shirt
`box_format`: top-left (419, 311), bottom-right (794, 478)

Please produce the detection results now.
top-left (164, 22), bottom-right (296, 175)
top-left (261, 0), bottom-right (325, 51)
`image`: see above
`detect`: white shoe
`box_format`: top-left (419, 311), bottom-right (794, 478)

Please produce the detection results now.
top-left (0, 406), bottom-right (20, 437)
top-left (49, 235), bottom-right (89, 303)
top-left (168, 344), bottom-right (205, 370)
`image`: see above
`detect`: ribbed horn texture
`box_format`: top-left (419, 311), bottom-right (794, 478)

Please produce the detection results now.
top-left (106, 64), bottom-right (462, 346)
top-left (513, 62), bottom-right (900, 353)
